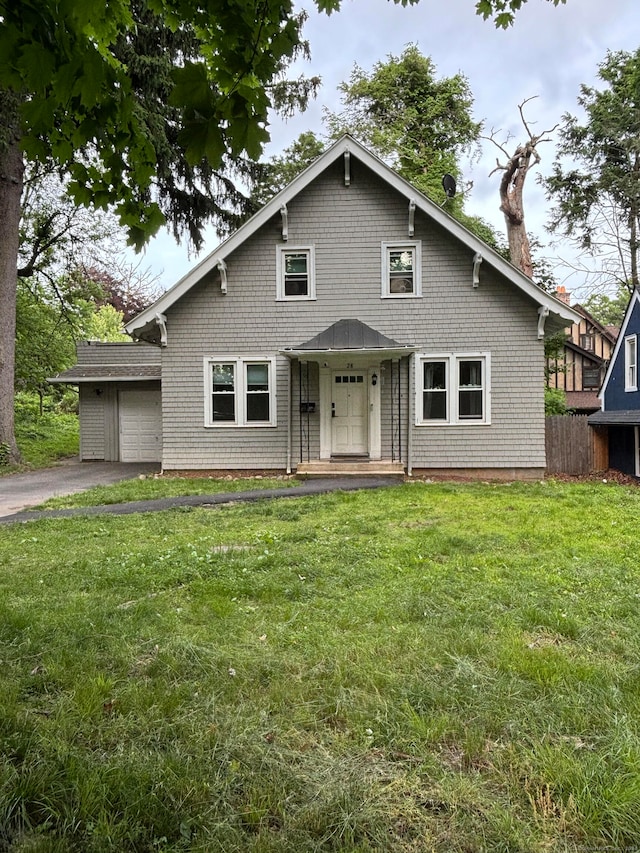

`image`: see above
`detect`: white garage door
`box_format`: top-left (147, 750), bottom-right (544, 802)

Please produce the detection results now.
top-left (119, 389), bottom-right (162, 462)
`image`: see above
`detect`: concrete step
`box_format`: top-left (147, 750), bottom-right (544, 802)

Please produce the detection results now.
top-left (296, 460), bottom-right (405, 478)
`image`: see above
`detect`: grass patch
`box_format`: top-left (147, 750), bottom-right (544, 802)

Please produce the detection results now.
top-left (38, 474), bottom-right (299, 509)
top-left (1, 480), bottom-right (640, 850)
top-left (1, 393), bottom-right (79, 474)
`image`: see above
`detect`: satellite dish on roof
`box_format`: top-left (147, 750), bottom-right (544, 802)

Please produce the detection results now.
top-left (442, 174), bottom-right (457, 199)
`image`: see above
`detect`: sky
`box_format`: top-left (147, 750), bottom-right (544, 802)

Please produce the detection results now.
top-left (134, 0), bottom-right (640, 299)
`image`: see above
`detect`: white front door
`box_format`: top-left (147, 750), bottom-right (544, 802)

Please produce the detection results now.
top-left (331, 371), bottom-right (368, 455)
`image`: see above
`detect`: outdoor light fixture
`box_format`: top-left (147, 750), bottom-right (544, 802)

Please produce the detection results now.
top-left (371, 372), bottom-right (378, 386)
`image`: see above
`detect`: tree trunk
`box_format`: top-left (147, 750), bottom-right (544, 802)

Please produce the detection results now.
top-left (0, 90), bottom-right (24, 464)
top-left (499, 144), bottom-right (534, 278)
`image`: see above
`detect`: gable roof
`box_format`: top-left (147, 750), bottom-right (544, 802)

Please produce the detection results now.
top-left (598, 288), bottom-right (640, 407)
top-left (571, 303), bottom-right (619, 343)
top-left (126, 135), bottom-right (580, 341)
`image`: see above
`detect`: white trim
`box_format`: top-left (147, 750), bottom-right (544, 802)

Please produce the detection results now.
top-left (598, 289), bottom-right (640, 406)
top-left (275, 245), bottom-right (316, 301)
top-left (635, 426), bottom-right (640, 478)
top-left (415, 352), bottom-right (491, 426)
top-left (203, 356), bottom-right (277, 427)
top-left (125, 135), bottom-right (580, 338)
top-left (625, 334), bottom-right (637, 392)
top-left (381, 241), bottom-right (422, 298)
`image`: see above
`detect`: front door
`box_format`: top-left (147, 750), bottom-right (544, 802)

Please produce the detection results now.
top-left (331, 371), bottom-right (368, 455)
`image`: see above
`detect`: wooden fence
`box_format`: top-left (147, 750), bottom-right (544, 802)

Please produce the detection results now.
top-left (545, 415), bottom-right (608, 475)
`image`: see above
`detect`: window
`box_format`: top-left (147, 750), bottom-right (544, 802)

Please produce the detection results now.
top-left (276, 246), bottom-right (315, 300)
top-left (580, 333), bottom-right (595, 352)
top-left (382, 241), bottom-right (421, 297)
top-left (205, 358), bottom-right (276, 426)
top-left (416, 354), bottom-right (490, 425)
top-left (421, 361), bottom-right (448, 421)
top-left (582, 364), bottom-right (601, 390)
top-left (458, 359), bottom-right (484, 419)
top-left (625, 335), bottom-right (637, 391)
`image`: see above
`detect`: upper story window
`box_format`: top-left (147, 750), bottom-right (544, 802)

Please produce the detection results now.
top-left (381, 241), bottom-right (421, 298)
top-left (625, 335), bottom-right (637, 391)
top-left (416, 354), bottom-right (490, 425)
top-left (205, 357), bottom-right (276, 427)
top-left (582, 364), bottom-right (601, 390)
top-left (580, 333), bottom-right (595, 352)
top-left (276, 246), bottom-right (315, 300)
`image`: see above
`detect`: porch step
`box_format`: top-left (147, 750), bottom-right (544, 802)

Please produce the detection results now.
top-left (296, 460), bottom-right (405, 478)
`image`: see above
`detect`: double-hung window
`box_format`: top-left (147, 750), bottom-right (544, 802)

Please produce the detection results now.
top-left (276, 246), bottom-right (315, 300)
top-left (416, 354), bottom-right (490, 425)
top-left (625, 335), bottom-right (637, 391)
top-left (205, 358), bottom-right (276, 426)
top-left (382, 241), bottom-right (421, 297)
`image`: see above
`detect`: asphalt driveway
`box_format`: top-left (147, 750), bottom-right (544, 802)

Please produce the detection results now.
top-left (0, 459), bottom-right (160, 518)
top-left (0, 459), bottom-right (402, 524)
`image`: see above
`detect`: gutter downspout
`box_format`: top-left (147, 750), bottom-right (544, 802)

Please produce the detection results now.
top-left (407, 354), bottom-right (414, 476)
top-left (286, 359), bottom-right (292, 474)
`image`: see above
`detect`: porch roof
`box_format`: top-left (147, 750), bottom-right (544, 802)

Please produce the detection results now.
top-left (282, 319), bottom-right (416, 358)
top-left (588, 409), bottom-right (640, 426)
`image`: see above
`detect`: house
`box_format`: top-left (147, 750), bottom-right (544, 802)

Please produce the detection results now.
top-left (53, 136), bottom-right (579, 478)
top-left (588, 288), bottom-right (640, 478)
top-left (547, 289), bottom-right (618, 413)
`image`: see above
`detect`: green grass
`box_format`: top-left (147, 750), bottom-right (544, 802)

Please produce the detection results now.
top-left (1, 393), bottom-right (79, 474)
top-left (1, 480), bottom-right (640, 851)
top-left (38, 474), bottom-right (299, 509)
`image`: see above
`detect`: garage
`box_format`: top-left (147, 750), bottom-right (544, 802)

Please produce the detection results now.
top-left (118, 389), bottom-right (162, 462)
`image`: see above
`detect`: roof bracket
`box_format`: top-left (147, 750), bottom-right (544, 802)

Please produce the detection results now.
top-left (155, 313), bottom-right (167, 347)
top-left (408, 199), bottom-right (416, 237)
top-left (537, 306), bottom-right (550, 339)
top-left (280, 204), bottom-right (288, 241)
top-left (472, 252), bottom-right (483, 288)
top-left (215, 258), bottom-right (228, 294)
top-left (344, 149), bottom-right (351, 186)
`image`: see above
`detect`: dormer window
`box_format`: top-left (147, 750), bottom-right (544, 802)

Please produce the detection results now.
top-left (382, 241), bottom-right (421, 298)
top-left (276, 246), bottom-right (316, 300)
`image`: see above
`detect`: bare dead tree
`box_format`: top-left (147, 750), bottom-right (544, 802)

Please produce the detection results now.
top-left (485, 97), bottom-right (558, 278)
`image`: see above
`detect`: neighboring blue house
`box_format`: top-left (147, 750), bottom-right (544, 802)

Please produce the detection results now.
top-left (589, 288), bottom-right (640, 478)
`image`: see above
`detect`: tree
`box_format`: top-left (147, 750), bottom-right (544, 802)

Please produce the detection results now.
top-left (475, 0), bottom-right (567, 28)
top-left (14, 285), bottom-right (78, 411)
top-left (582, 284), bottom-right (630, 328)
top-left (250, 131), bottom-right (326, 211)
top-left (325, 46), bottom-right (481, 215)
top-left (545, 48), bottom-right (640, 294)
top-left (485, 98), bottom-right (557, 277)
top-left (1, 0), bottom-right (325, 462)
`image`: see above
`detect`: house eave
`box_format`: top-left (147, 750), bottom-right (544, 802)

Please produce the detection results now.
top-left (280, 347), bottom-right (417, 360)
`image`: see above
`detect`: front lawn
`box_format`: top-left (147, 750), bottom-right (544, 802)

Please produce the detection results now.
top-left (1, 480), bottom-right (639, 851)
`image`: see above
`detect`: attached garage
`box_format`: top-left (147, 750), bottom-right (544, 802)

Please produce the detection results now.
top-left (50, 341), bottom-right (162, 464)
top-left (118, 389), bottom-right (162, 462)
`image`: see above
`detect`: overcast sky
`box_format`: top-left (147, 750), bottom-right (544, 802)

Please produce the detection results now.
top-left (137, 0), bottom-right (640, 298)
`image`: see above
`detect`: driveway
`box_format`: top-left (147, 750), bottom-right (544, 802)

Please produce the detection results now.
top-left (0, 459), bottom-right (160, 518)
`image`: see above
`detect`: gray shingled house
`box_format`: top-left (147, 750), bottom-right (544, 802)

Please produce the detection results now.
top-left (53, 136), bottom-right (579, 477)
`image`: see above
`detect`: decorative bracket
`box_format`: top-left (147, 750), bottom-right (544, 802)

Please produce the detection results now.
top-left (537, 306), bottom-right (550, 339)
top-left (155, 313), bottom-right (167, 347)
top-left (280, 204), bottom-right (288, 242)
top-left (472, 252), bottom-right (483, 288)
top-left (344, 149), bottom-right (351, 186)
top-left (408, 199), bottom-right (416, 237)
top-left (215, 258), bottom-right (228, 294)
